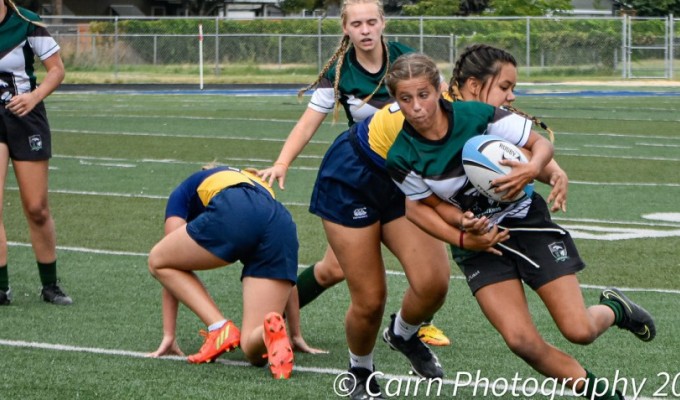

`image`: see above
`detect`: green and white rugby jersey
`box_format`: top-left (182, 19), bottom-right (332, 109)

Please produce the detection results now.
top-left (308, 41), bottom-right (412, 127)
top-left (386, 100), bottom-right (534, 224)
top-left (0, 7), bottom-right (59, 99)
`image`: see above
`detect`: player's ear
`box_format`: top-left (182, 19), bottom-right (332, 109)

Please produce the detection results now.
top-left (465, 77), bottom-right (482, 99)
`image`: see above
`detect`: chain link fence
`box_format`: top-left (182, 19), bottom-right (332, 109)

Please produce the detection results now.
top-left (43, 15), bottom-right (679, 83)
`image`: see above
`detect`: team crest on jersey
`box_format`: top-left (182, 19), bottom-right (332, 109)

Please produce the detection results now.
top-left (548, 241), bottom-right (569, 262)
top-left (29, 135), bottom-right (43, 151)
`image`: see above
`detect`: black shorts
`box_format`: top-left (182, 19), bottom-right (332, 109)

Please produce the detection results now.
top-left (0, 102), bottom-right (52, 161)
top-left (309, 130), bottom-right (405, 228)
top-left (453, 194), bottom-right (586, 294)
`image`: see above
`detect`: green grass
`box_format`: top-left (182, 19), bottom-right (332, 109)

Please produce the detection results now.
top-left (1, 89), bottom-right (679, 399)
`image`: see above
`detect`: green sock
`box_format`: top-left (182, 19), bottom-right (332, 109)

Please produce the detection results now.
top-left (297, 264), bottom-right (326, 309)
top-left (600, 299), bottom-right (624, 326)
top-left (37, 261), bottom-right (58, 286)
top-left (0, 265), bottom-right (8, 291)
top-left (582, 370), bottom-right (620, 400)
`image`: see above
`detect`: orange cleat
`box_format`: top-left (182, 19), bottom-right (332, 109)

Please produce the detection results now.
top-left (417, 323), bottom-right (451, 347)
top-left (187, 320), bottom-right (240, 364)
top-left (262, 312), bottom-right (294, 379)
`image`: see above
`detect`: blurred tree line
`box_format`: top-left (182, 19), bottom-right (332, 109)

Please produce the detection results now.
top-left (12, 0), bottom-right (680, 17)
top-left (282, 0), bottom-right (680, 17)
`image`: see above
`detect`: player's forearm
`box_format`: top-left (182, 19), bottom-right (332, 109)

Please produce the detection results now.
top-left (405, 200), bottom-right (462, 245)
top-left (33, 53), bottom-right (64, 102)
top-left (161, 288), bottom-right (179, 337)
top-left (276, 108), bottom-right (326, 166)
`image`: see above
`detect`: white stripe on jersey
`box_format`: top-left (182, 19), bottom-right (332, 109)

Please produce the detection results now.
top-left (308, 87), bottom-right (381, 123)
top-left (487, 112), bottom-right (532, 147)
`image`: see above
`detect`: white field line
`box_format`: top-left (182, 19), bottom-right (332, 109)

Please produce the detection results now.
top-left (547, 132), bottom-right (680, 141)
top-left (0, 339), bottom-right (658, 400)
top-left (55, 112), bottom-right (301, 124)
top-left (555, 153), bottom-right (680, 162)
top-left (6, 186), bottom-right (680, 231)
top-left (51, 128), bottom-right (333, 146)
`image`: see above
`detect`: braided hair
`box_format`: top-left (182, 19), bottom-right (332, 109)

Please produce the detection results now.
top-left (385, 53), bottom-right (440, 99)
top-left (449, 44), bottom-right (554, 142)
top-left (297, 0), bottom-right (388, 123)
top-left (4, 0), bottom-right (47, 27)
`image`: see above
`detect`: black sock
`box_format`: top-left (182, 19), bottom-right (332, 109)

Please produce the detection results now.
top-left (0, 265), bottom-right (8, 291)
top-left (297, 264), bottom-right (326, 308)
top-left (37, 261), bottom-right (58, 287)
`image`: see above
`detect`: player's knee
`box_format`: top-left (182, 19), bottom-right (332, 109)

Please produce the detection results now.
top-left (315, 260), bottom-right (345, 287)
top-left (561, 325), bottom-right (598, 345)
top-left (147, 250), bottom-right (163, 278)
top-left (410, 278), bottom-right (448, 305)
top-left (352, 296), bottom-right (386, 322)
top-left (243, 347), bottom-right (267, 367)
top-left (503, 331), bottom-right (545, 362)
top-left (23, 202), bottom-right (50, 226)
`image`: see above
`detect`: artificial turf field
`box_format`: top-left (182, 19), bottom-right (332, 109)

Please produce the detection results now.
top-left (1, 86), bottom-right (679, 399)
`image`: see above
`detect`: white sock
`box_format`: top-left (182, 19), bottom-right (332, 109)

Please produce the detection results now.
top-left (349, 350), bottom-right (374, 371)
top-left (208, 319), bottom-right (227, 332)
top-left (394, 310), bottom-right (420, 340)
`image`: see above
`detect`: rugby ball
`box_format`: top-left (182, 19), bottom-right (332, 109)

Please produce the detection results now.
top-left (462, 135), bottom-right (534, 203)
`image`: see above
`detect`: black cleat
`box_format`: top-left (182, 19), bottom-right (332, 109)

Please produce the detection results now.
top-left (341, 366), bottom-right (385, 400)
top-left (41, 283), bottom-right (73, 305)
top-left (600, 287), bottom-right (655, 342)
top-left (382, 314), bottom-right (444, 378)
top-left (0, 287), bottom-right (11, 305)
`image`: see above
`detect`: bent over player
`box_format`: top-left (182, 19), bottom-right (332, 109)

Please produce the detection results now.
top-left (147, 165), bottom-right (296, 379)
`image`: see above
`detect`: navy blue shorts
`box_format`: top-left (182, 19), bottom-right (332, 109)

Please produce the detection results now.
top-left (309, 130), bottom-right (405, 228)
top-left (453, 194), bottom-right (585, 294)
top-left (186, 184), bottom-right (298, 284)
top-left (0, 102), bottom-right (52, 161)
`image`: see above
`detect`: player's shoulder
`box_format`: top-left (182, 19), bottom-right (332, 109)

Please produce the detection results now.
top-left (452, 100), bottom-right (494, 112)
top-left (370, 102), bottom-right (403, 130)
top-left (386, 41), bottom-right (414, 58)
top-left (15, 7), bottom-right (43, 23)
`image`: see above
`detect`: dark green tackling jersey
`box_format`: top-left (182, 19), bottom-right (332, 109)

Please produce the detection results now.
top-left (386, 99), bottom-right (534, 225)
top-left (307, 41), bottom-right (413, 126)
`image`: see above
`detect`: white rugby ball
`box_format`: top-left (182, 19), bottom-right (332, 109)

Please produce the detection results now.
top-left (462, 135), bottom-right (534, 203)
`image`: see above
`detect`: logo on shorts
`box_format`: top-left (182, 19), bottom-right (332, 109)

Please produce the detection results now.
top-left (28, 135), bottom-right (43, 151)
top-left (0, 92), bottom-right (11, 105)
top-left (548, 241), bottom-right (569, 262)
top-left (353, 207), bottom-right (368, 220)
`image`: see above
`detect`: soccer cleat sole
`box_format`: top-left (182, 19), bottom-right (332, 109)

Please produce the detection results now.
top-left (263, 312), bottom-right (294, 379)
